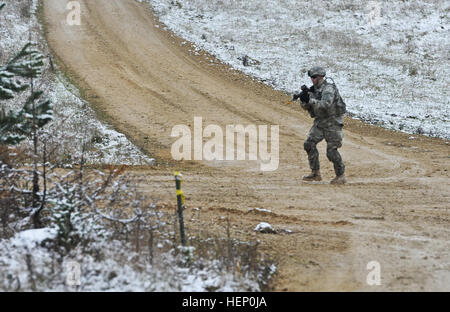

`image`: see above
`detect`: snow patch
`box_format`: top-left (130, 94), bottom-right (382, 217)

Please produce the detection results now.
top-left (248, 208), bottom-right (272, 213)
top-left (254, 222), bottom-right (276, 233)
top-left (10, 228), bottom-right (57, 249)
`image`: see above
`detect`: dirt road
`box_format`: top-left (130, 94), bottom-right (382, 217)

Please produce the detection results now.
top-left (42, 0), bottom-right (449, 291)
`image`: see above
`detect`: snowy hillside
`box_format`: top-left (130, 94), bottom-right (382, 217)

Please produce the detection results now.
top-left (144, 0), bottom-right (449, 139)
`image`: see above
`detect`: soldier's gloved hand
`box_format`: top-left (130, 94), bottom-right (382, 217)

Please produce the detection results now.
top-left (300, 91), bottom-right (310, 103)
top-left (292, 93), bottom-right (301, 101)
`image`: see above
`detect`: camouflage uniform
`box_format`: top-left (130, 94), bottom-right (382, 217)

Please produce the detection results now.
top-left (302, 79), bottom-right (345, 177)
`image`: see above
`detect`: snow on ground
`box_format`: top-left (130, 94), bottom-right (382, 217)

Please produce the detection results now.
top-left (254, 222), bottom-right (276, 233)
top-left (1, 0), bottom-right (154, 165)
top-left (0, 226), bottom-right (265, 291)
top-left (9, 228), bottom-right (57, 249)
top-left (248, 208), bottom-right (272, 213)
top-left (144, 0), bottom-right (449, 139)
top-left (0, 1), bottom-right (276, 292)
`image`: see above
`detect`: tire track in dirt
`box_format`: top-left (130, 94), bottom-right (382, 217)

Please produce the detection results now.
top-left (43, 0), bottom-right (450, 291)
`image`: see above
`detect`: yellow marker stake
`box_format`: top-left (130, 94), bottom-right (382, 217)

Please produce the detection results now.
top-left (174, 171), bottom-right (186, 245)
top-left (174, 171), bottom-right (185, 205)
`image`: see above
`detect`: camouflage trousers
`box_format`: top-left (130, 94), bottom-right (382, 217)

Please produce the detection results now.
top-left (304, 123), bottom-right (345, 176)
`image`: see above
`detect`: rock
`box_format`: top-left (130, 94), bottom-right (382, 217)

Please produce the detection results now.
top-left (254, 222), bottom-right (276, 233)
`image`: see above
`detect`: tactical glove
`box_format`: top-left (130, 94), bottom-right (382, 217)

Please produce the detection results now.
top-left (300, 91), bottom-right (310, 103)
top-left (292, 93), bottom-right (301, 101)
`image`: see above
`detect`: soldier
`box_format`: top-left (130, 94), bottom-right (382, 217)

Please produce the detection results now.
top-left (293, 66), bottom-right (347, 184)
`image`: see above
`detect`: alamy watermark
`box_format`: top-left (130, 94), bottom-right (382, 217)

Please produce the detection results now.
top-left (65, 260), bottom-right (81, 286)
top-left (66, 1), bottom-right (81, 26)
top-left (171, 117), bottom-right (279, 171)
top-left (366, 260), bottom-right (381, 286)
top-left (366, 1), bottom-right (382, 26)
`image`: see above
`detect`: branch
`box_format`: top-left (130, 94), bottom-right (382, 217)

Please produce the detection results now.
top-left (94, 209), bottom-right (139, 225)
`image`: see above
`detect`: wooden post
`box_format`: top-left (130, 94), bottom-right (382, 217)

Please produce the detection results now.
top-left (174, 171), bottom-right (186, 246)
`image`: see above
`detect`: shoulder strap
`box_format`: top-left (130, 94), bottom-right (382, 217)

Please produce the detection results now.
top-left (325, 77), bottom-right (336, 86)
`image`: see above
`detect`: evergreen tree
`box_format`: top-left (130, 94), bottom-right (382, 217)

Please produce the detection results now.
top-left (0, 4), bottom-right (53, 146)
top-left (1, 2), bottom-right (53, 227)
top-left (0, 90), bottom-right (52, 145)
top-left (49, 184), bottom-right (82, 252)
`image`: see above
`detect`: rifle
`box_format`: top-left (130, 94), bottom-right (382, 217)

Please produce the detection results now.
top-left (292, 85), bottom-right (310, 101)
top-left (291, 85), bottom-right (315, 118)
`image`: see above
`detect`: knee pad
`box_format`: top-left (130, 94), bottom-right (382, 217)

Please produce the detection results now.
top-left (326, 147), bottom-right (337, 161)
top-left (304, 141), bottom-right (314, 152)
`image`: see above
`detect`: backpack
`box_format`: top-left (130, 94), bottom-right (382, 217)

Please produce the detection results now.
top-left (327, 78), bottom-right (347, 116)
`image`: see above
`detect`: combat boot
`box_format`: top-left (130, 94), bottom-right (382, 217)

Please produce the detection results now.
top-left (330, 174), bottom-right (346, 185)
top-left (302, 170), bottom-right (322, 181)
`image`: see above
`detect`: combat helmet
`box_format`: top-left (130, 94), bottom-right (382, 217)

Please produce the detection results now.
top-left (308, 66), bottom-right (326, 77)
